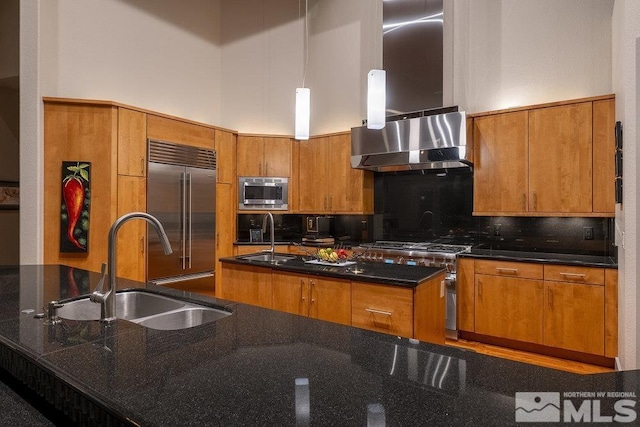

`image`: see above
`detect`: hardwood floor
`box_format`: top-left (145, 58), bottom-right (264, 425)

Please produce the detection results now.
top-left (446, 338), bottom-right (615, 374)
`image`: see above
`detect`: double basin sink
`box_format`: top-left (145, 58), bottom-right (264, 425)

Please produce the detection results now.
top-left (57, 290), bottom-right (231, 331)
top-left (239, 253), bottom-right (296, 264)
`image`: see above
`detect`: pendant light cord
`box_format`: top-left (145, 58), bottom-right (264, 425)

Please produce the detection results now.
top-left (302, 0), bottom-right (308, 89)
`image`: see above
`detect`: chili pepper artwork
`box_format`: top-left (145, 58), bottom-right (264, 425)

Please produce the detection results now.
top-left (60, 161), bottom-right (91, 253)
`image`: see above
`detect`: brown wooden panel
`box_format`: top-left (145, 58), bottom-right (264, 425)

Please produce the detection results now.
top-left (309, 276), bottom-right (351, 325)
top-left (215, 183), bottom-right (236, 296)
top-left (272, 271), bottom-right (308, 316)
top-left (414, 273), bottom-right (446, 345)
top-left (215, 130), bottom-right (237, 184)
top-left (116, 176), bottom-right (147, 283)
top-left (473, 111), bottom-right (528, 214)
top-left (604, 269), bottom-right (618, 358)
top-left (351, 282), bottom-right (414, 338)
top-left (457, 258), bottom-right (475, 332)
top-left (544, 265), bottom-right (604, 285)
top-left (236, 135), bottom-right (264, 176)
top-left (298, 137), bottom-right (329, 212)
top-left (117, 108), bottom-right (147, 177)
top-left (592, 99), bottom-right (616, 214)
top-left (544, 281), bottom-right (604, 355)
top-left (219, 264), bottom-right (272, 308)
top-left (474, 259), bottom-right (543, 280)
top-left (529, 102), bottom-right (593, 213)
top-left (263, 137), bottom-right (292, 177)
top-left (44, 102), bottom-right (118, 273)
top-left (475, 275), bottom-right (544, 344)
top-left (147, 114), bottom-right (214, 149)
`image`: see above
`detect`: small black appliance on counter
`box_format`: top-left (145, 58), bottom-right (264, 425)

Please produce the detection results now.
top-left (303, 216), bottom-right (335, 244)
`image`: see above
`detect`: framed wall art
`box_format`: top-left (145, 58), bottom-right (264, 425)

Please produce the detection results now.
top-left (60, 161), bottom-right (91, 253)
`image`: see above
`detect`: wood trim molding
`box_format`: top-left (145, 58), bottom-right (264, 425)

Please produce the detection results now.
top-left (467, 94), bottom-right (615, 118)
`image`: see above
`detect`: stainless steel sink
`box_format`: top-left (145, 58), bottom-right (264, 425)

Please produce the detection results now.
top-left (240, 253), bottom-right (296, 263)
top-left (57, 290), bottom-right (231, 330)
top-left (136, 307), bottom-right (230, 330)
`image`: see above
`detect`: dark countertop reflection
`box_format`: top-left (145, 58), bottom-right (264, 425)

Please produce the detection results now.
top-left (0, 265), bottom-right (636, 426)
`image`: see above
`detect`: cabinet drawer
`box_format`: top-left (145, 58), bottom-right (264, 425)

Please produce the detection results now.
top-left (474, 260), bottom-right (543, 280)
top-left (544, 265), bottom-right (604, 285)
top-left (351, 282), bottom-right (413, 338)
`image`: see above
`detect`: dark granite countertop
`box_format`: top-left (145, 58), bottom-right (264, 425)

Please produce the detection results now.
top-left (221, 254), bottom-right (444, 287)
top-left (460, 249), bottom-right (618, 268)
top-left (1, 265), bottom-right (638, 426)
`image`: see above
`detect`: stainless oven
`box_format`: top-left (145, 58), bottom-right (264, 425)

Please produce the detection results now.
top-left (238, 177), bottom-right (288, 210)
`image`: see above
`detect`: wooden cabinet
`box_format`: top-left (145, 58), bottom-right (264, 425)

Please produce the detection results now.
top-left (472, 95), bottom-right (615, 217)
top-left (473, 111), bottom-right (528, 214)
top-left (147, 114), bottom-right (215, 149)
top-left (271, 271), bottom-right (351, 326)
top-left (117, 108), bottom-right (147, 177)
top-left (529, 102), bottom-right (593, 213)
top-left (220, 264), bottom-right (272, 308)
top-left (215, 129), bottom-right (237, 184)
top-left (352, 282), bottom-right (413, 338)
top-left (298, 132), bottom-right (373, 214)
top-left (237, 135), bottom-right (292, 177)
top-left (116, 176), bottom-right (147, 282)
top-left (459, 257), bottom-right (618, 361)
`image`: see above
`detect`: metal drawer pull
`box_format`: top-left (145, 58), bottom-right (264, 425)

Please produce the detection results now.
top-left (548, 288), bottom-right (553, 308)
top-left (365, 308), bottom-right (392, 316)
top-left (560, 272), bottom-right (587, 279)
top-left (496, 267), bottom-right (518, 273)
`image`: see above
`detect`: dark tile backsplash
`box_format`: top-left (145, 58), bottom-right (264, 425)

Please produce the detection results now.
top-left (236, 170), bottom-right (616, 258)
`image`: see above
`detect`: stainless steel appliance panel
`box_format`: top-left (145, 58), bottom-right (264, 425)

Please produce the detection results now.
top-left (185, 166), bottom-right (216, 274)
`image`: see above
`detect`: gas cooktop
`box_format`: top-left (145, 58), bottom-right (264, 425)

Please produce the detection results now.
top-left (358, 241), bottom-right (472, 254)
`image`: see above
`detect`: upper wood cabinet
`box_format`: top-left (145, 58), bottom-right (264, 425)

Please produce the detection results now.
top-left (473, 111), bottom-right (529, 213)
top-left (215, 130), bottom-right (237, 184)
top-left (237, 135), bottom-right (292, 177)
top-left (117, 108), bottom-right (147, 177)
top-left (147, 114), bottom-right (215, 150)
top-left (298, 132), bottom-right (373, 214)
top-left (472, 95), bottom-right (615, 217)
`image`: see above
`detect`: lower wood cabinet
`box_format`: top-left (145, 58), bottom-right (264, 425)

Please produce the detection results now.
top-left (272, 271), bottom-right (351, 326)
top-left (351, 282), bottom-right (413, 338)
top-left (475, 274), bottom-right (544, 345)
top-left (458, 258), bottom-right (618, 361)
top-left (220, 264), bottom-right (272, 309)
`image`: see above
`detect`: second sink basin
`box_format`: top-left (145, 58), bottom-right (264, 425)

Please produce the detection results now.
top-left (241, 253), bottom-right (296, 263)
top-left (57, 290), bottom-right (231, 330)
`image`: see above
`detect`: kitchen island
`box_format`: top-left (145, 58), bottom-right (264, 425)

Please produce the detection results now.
top-left (0, 265), bottom-right (638, 426)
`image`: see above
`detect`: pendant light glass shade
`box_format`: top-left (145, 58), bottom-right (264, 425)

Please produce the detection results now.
top-left (295, 87), bottom-right (310, 140)
top-left (367, 69), bottom-right (386, 130)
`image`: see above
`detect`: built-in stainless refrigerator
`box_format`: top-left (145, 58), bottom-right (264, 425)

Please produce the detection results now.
top-left (147, 140), bottom-right (216, 289)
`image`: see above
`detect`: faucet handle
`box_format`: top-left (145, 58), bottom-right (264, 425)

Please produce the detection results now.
top-left (90, 263), bottom-right (107, 302)
top-left (44, 300), bottom-right (64, 325)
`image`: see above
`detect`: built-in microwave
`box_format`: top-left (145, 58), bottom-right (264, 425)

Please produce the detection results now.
top-left (238, 177), bottom-right (289, 210)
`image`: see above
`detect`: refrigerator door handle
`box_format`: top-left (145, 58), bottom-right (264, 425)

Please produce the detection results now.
top-left (180, 172), bottom-right (187, 270)
top-left (187, 172), bottom-right (192, 269)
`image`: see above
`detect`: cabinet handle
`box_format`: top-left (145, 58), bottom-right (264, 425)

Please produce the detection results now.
top-left (522, 193), bottom-right (526, 210)
top-left (559, 272), bottom-right (587, 280)
top-left (141, 158), bottom-right (145, 175)
top-left (532, 191), bottom-right (537, 210)
top-left (259, 163), bottom-right (262, 175)
top-left (300, 279), bottom-right (305, 302)
top-left (478, 279), bottom-right (482, 297)
top-left (548, 288), bottom-right (553, 308)
top-left (496, 267), bottom-right (518, 274)
top-left (365, 308), bottom-right (392, 316)
top-left (141, 236), bottom-right (145, 254)
top-left (323, 197), bottom-right (327, 210)
top-left (329, 196), bottom-right (333, 209)
top-left (310, 281), bottom-right (315, 303)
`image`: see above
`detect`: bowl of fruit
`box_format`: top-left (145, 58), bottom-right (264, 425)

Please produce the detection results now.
top-left (316, 248), bottom-right (350, 263)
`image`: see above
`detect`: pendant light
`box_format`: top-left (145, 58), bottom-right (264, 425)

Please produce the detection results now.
top-left (367, 69), bottom-right (386, 129)
top-left (295, 0), bottom-right (310, 140)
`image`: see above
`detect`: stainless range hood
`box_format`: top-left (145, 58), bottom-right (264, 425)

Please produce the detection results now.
top-left (351, 109), bottom-right (469, 172)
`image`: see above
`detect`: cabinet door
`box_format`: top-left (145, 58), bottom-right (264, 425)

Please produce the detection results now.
top-left (237, 136), bottom-right (264, 176)
top-left (328, 133), bottom-right (373, 213)
top-left (544, 281), bottom-right (604, 355)
top-left (592, 99), bottom-right (615, 214)
top-left (219, 264), bottom-right (272, 308)
top-left (116, 176), bottom-right (147, 282)
top-left (147, 114), bottom-right (215, 149)
top-left (272, 271), bottom-right (309, 316)
top-left (117, 108), bottom-right (147, 177)
top-left (298, 138), bottom-right (330, 212)
top-left (475, 275), bottom-right (544, 344)
top-left (215, 130), bottom-right (237, 184)
top-left (351, 282), bottom-right (413, 338)
top-left (215, 183), bottom-right (235, 296)
top-left (263, 137), bottom-right (292, 177)
top-left (529, 102), bottom-right (592, 213)
top-left (309, 276), bottom-right (351, 325)
top-left (473, 111), bottom-right (528, 214)
top-left (457, 258), bottom-right (475, 332)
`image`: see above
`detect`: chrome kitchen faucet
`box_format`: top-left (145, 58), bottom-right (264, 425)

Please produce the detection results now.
top-left (91, 212), bottom-right (172, 323)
